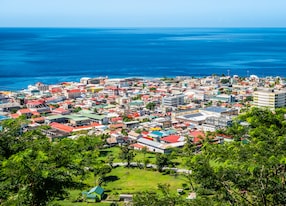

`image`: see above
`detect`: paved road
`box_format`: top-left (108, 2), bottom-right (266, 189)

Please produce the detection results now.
top-left (111, 162), bottom-right (191, 174)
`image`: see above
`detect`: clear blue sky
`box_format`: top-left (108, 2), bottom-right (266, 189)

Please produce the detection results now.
top-left (0, 0), bottom-right (286, 27)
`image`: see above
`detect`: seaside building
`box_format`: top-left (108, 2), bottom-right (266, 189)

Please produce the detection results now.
top-left (162, 94), bottom-right (185, 107)
top-left (253, 89), bottom-right (286, 109)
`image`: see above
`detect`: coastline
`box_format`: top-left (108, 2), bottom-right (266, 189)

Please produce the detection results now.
top-left (0, 73), bottom-right (285, 92)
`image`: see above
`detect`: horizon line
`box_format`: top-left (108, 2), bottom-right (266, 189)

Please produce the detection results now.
top-left (1, 26), bottom-right (286, 29)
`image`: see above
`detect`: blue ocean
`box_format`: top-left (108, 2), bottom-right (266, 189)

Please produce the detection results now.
top-left (1, 28), bottom-right (286, 90)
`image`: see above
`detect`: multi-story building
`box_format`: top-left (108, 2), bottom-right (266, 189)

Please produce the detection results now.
top-left (253, 89), bottom-right (286, 109)
top-left (162, 94), bottom-right (185, 107)
top-left (64, 89), bottom-right (81, 99)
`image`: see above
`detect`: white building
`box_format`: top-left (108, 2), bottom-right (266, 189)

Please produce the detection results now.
top-left (162, 94), bottom-right (185, 107)
top-left (253, 89), bottom-right (286, 109)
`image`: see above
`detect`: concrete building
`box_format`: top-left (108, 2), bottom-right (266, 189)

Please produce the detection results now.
top-left (204, 116), bottom-right (232, 128)
top-left (64, 89), bottom-right (81, 99)
top-left (253, 89), bottom-right (286, 109)
top-left (162, 94), bottom-right (185, 107)
top-left (26, 100), bottom-right (51, 114)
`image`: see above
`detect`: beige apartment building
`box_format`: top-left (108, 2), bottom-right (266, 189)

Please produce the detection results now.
top-left (253, 89), bottom-right (286, 109)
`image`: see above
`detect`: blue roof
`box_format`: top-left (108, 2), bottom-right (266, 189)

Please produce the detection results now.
top-left (151, 131), bottom-right (164, 137)
top-left (184, 113), bottom-right (204, 119)
top-left (203, 106), bottom-right (227, 113)
top-left (164, 129), bottom-right (177, 135)
top-left (0, 115), bottom-right (9, 121)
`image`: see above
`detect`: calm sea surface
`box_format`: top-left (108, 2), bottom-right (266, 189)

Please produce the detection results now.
top-left (0, 28), bottom-right (286, 90)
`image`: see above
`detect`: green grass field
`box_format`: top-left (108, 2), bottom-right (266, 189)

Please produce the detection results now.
top-left (102, 167), bottom-right (186, 194)
top-left (56, 166), bottom-right (187, 205)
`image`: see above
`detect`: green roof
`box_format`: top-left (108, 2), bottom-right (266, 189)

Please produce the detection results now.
top-left (79, 110), bottom-right (94, 114)
top-left (64, 114), bottom-right (90, 121)
top-left (88, 186), bottom-right (104, 195)
top-left (104, 104), bottom-right (116, 109)
top-left (46, 115), bottom-right (66, 120)
top-left (129, 100), bottom-right (144, 106)
top-left (80, 113), bottom-right (107, 120)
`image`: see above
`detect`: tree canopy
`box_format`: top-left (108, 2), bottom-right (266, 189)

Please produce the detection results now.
top-left (0, 118), bottom-right (104, 206)
top-left (184, 107), bottom-right (286, 205)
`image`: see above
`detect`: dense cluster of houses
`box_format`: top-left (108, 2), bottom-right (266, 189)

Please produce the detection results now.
top-left (1, 75), bottom-right (286, 153)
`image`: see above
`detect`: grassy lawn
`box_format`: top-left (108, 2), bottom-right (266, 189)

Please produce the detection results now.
top-left (102, 167), bottom-right (186, 195)
top-left (56, 166), bottom-right (187, 205)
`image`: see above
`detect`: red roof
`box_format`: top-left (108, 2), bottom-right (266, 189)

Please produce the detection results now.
top-left (50, 87), bottom-right (62, 93)
top-left (67, 89), bottom-right (81, 93)
top-left (74, 122), bottom-right (102, 130)
top-left (161, 135), bottom-right (180, 143)
top-left (111, 117), bottom-right (123, 122)
top-left (193, 136), bottom-right (202, 144)
top-left (143, 136), bottom-right (153, 141)
top-left (190, 130), bottom-right (205, 138)
top-left (190, 130), bottom-right (205, 144)
top-left (131, 143), bottom-right (146, 149)
top-left (32, 111), bottom-right (40, 116)
top-left (10, 113), bottom-right (20, 119)
top-left (52, 108), bottom-right (70, 114)
top-left (32, 117), bottom-right (45, 122)
top-left (142, 95), bottom-right (149, 99)
top-left (233, 103), bottom-right (243, 107)
top-left (50, 122), bottom-right (73, 133)
top-left (132, 112), bottom-right (140, 117)
top-left (18, 109), bottom-right (32, 114)
top-left (105, 86), bottom-right (118, 90)
top-left (90, 122), bottom-right (101, 127)
top-left (27, 100), bottom-right (45, 105)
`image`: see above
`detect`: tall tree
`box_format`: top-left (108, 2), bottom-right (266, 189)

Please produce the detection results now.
top-left (119, 145), bottom-right (135, 167)
top-left (155, 153), bottom-right (171, 172)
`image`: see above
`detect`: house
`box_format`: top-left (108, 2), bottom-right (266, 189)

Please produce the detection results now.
top-left (128, 131), bottom-right (142, 141)
top-left (137, 138), bottom-right (170, 154)
top-left (49, 122), bottom-right (74, 133)
top-left (64, 89), bottom-right (81, 99)
top-left (190, 130), bottom-right (205, 144)
top-left (82, 186), bottom-right (104, 202)
top-left (26, 100), bottom-right (51, 114)
top-left (64, 115), bottom-right (91, 126)
top-left (131, 143), bottom-right (146, 151)
top-left (17, 108), bottom-right (33, 118)
top-left (124, 120), bottom-right (140, 129)
top-left (0, 102), bottom-right (21, 112)
top-left (52, 107), bottom-right (70, 115)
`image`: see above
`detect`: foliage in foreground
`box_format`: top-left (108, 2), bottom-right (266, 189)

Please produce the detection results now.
top-left (0, 119), bottom-right (103, 206)
top-left (184, 107), bottom-right (286, 206)
top-left (134, 107), bottom-right (286, 205)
